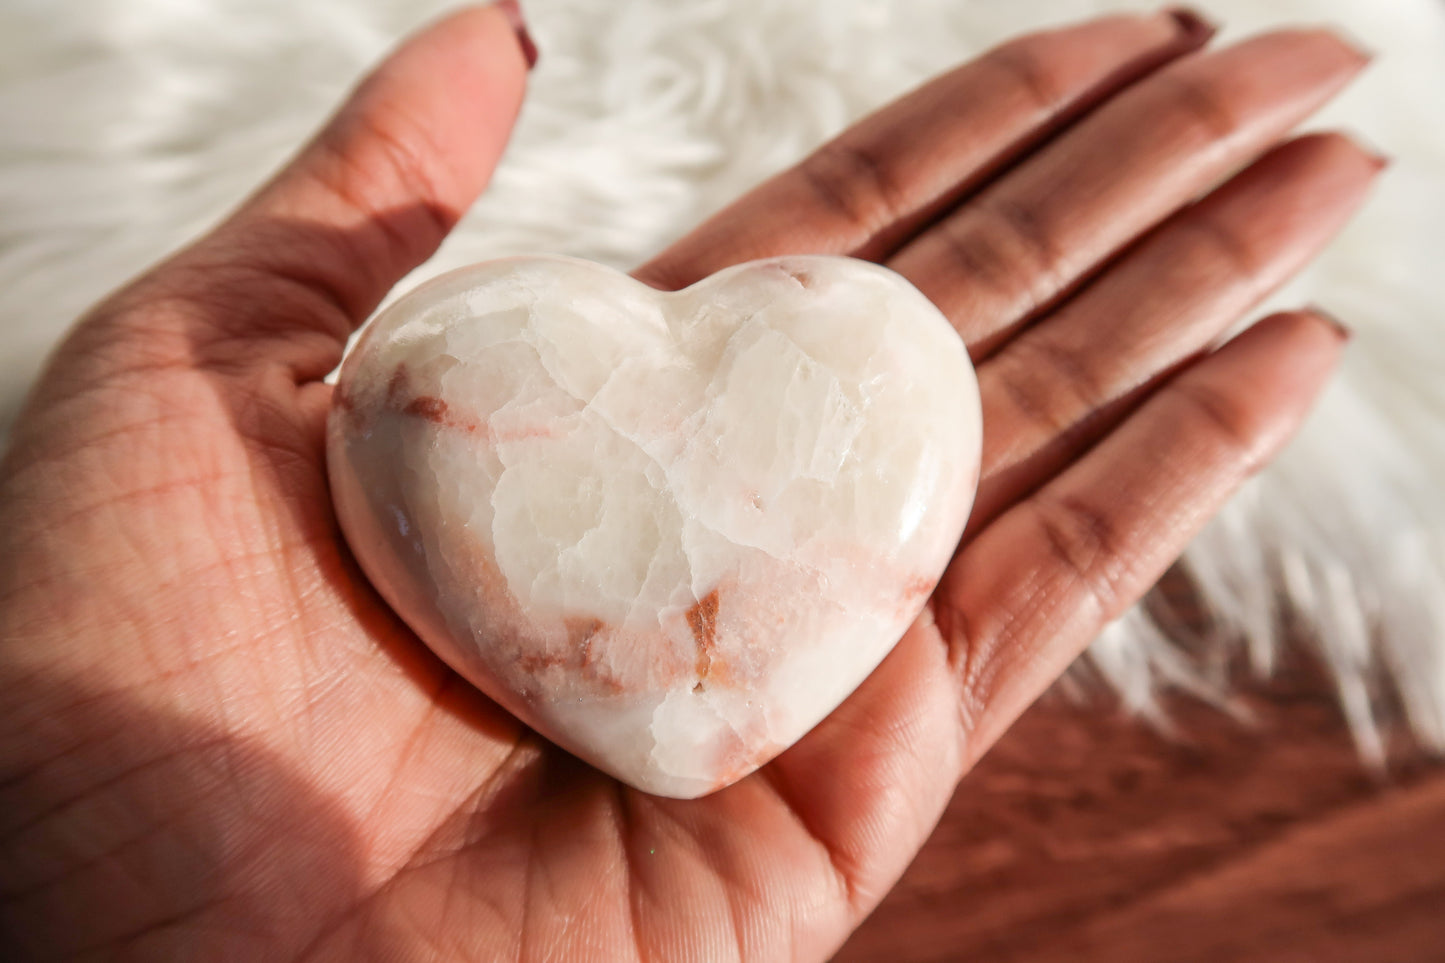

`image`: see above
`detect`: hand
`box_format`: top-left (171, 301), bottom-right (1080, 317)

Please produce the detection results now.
top-left (0, 5), bottom-right (1377, 960)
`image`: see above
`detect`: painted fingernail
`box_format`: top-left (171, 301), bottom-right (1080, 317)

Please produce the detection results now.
top-left (1307, 305), bottom-right (1353, 342)
top-left (498, 0), bottom-right (539, 69)
top-left (1348, 133), bottom-right (1393, 171)
top-left (1165, 7), bottom-right (1219, 45)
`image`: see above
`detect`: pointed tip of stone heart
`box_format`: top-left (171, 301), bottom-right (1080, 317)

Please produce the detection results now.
top-left (328, 254), bottom-right (981, 796)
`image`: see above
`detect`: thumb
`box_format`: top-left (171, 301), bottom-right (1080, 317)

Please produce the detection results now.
top-left (174, 2), bottom-right (533, 371)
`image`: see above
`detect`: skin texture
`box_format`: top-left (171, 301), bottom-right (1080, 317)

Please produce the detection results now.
top-left (0, 5), bottom-right (1380, 961)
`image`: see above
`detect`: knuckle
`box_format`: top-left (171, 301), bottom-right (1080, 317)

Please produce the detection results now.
top-left (795, 137), bottom-right (903, 237)
top-left (937, 215), bottom-right (1010, 291)
top-left (987, 41), bottom-right (1067, 113)
top-left (1029, 491), bottom-right (1124, 618)
top-left (1157, 70), bottom-right (1241, 143)
top-left (328, 99), bottom-right (444, 205)
top-left (935, 598), bottom-right (994, 737)
top-left (314, 104), bottom-right (455, 258)
top-left (1174, 380), bottom-right (1267, 474)
top-left (1180, 214), bottom-right (1263, 285)
top-left (979, 195), bottom-right (1068, 303)
top-left (999, 333), bottom-right (1110, 440)
top-left (940, 196), bottom-right (1065, 312)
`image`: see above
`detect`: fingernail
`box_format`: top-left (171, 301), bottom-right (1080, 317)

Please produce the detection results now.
top-left (1165, 7), bottom-right (1219, 45)
top-left (497, 0), bottom-right (539, 69)
top-left (1307, 305), bottom-right (1353, 342)
top-left (1352, 134), bottom-right (1393, 172)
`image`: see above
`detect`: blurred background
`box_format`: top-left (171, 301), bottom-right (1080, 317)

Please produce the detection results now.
top-left (2, 0), bottom-right (1443, 958)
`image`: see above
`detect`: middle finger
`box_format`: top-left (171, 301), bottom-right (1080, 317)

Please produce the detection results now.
top-left (889, 28), bottom-right (1369, 358)
top-left (969, 132), bottom-right (1384, 532)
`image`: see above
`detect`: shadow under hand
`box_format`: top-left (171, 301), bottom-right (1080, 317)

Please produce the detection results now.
top-left (836, 660), bottom-right (1445, 963)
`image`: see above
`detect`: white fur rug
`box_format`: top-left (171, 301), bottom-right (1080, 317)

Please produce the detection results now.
top-left (3, 0), bottom-right (1443, 761)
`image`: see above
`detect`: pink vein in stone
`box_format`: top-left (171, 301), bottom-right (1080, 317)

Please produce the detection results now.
top-left (383, 363), bottom-right (559, 444)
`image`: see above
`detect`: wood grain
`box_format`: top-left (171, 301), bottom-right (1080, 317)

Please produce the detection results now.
top-left (837, 601), bottom-right (1445, 961)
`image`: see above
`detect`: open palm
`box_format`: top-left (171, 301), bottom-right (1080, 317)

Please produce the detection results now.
top-left (0, 6), bottom-right (1377, 960)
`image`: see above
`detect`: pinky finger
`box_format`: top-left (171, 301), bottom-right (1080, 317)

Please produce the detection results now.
top-left (934, 310), bottom-right (1347, 760)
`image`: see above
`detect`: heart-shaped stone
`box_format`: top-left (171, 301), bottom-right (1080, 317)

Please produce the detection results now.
top-left (328, 255), bottom-right (980, 797)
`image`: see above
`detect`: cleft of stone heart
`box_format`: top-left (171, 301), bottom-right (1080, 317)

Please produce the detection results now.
top-left (328, 254), bottom-right (981, 797)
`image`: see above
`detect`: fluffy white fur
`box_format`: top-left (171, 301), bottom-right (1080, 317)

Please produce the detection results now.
top-left (2, 0), bottom-right (1443, 759)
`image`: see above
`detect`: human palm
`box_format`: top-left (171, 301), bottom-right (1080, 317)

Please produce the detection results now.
top-left (0, 6), bottom-right (1377, 961)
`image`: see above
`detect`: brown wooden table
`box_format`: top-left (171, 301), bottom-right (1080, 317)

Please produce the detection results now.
top-left (838, 646), bottom-right (1445, 961)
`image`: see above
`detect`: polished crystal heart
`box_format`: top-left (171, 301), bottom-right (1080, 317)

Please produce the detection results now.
top-left (328, 255), bottom-right (981, 797)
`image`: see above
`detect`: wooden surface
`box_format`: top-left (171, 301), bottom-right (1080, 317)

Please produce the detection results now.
top-left (837, 653), bottom-right (1445, 961)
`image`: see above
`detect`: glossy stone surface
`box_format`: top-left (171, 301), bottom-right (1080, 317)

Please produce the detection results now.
top-left (328, 255), bottom-right (981, 797)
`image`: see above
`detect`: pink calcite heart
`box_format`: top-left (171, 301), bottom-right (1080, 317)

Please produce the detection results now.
top-left (327, 255), bottom-right (981, 797)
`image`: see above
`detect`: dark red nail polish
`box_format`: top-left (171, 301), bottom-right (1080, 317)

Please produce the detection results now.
top-left (1338, 131), bottom-right (1392, 171)
top-left (498, 0), bottom-right (539, 69)
top-left (1165, 6), bottom-right (1219, 45)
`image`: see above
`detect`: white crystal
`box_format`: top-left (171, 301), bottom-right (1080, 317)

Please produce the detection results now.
top-left (327, 255), bottom-right (981, 797)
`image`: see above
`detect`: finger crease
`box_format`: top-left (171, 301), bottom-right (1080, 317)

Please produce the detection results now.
top-left (1031, 492), bottom-right (1126, 620)
top-left (987, 43), bottom-right (1066, 116)
top-left (1173, 381), bottom-right (1265, 475)
top-left (1157, 71), bottom-right (1242, 144)
top-left (799, 141), bottom-right (902, 240)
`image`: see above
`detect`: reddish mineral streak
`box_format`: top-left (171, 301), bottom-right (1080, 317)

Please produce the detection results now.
top-left (710, 732), bottom-right (786, 788)
top-left (570, 617), bottom-right (605, 647)
top-left (390, 381), bottom-right (557, 442)
top-left (781, 265), bottom-right (814, 289)
top-left (687, 589), bottom-right (721, 688)
top-left (892, 575), bottom-right (940, 622)
top-left (403, 395), bottom-right (449, 421)
top-left (399, 391), bottom-right (489, 435)
top-left (515, 651), bottom-right (569, 674)
top-left (574, 618), bottom-right (626, 695)
top-left (387, 364), bottom-right (482, 432)
top-left (511, 618), bottom-right (627, 695)
top-left (904, 576), bottom-right (936, 601)
top-left (375, 358), bottom-right (568, 442)
top-left (386, 365), bottom-right (410, 402)
top-left (714, 747), bottom-right (768, 787)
